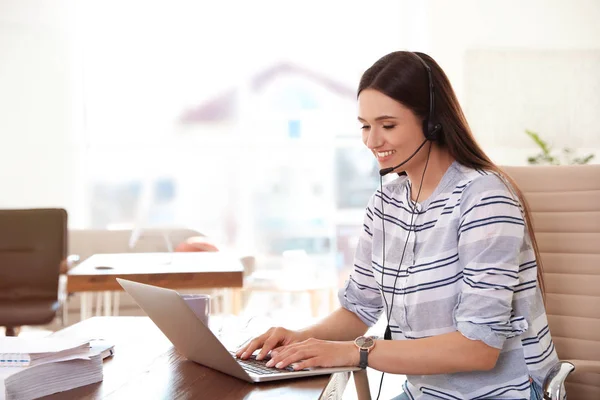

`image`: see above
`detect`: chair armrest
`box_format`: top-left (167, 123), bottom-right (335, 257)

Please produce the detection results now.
top-left (543, 359), bottom-right (600, 399)
top-left (59, 255), bottom-right (80, 274)
top-left (542, 360), bottom-right (577, 400)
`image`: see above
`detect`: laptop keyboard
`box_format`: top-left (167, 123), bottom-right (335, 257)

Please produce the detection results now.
top-left (230, 352), bottom-right (299, 375)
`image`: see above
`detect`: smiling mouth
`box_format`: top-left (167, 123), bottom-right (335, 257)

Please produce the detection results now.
top-left (376, 150), bottom-right (396, 159)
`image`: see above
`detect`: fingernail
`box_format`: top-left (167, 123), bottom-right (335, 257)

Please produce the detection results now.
top-left (275, 362), bottom-right (283, 369)
top-left (256, 354), bottom-right (263, 360)
top-left (266, 360), bottom-right (274, 367)
top-left (241, 352), bottom-right (247, 359)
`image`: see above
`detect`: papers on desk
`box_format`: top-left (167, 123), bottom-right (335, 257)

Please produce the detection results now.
top-left (0, 338), bottom-right (108, 400)
top-left (0, 337), bottom-right (91, 367)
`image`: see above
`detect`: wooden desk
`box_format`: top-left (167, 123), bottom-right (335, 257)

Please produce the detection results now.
top-left (67, 253), bottom-right (244, 292)
top-left (66, 253), bottom-right (244, 320)
top-left (43, 317), bottom-right (353, 400)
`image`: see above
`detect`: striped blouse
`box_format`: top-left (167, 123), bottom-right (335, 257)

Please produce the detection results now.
top-left (339, 161), bottom-right (558, 399)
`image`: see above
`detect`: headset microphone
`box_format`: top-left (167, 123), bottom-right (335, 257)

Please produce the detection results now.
top-left (378, 138), bottom-right (429, 176)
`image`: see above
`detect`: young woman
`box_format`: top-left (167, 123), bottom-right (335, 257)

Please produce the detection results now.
top-left (236, 51), bottom-right (557, 399)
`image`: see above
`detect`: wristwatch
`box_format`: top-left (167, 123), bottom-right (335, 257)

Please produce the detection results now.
top-left (354, 336), bottom-right (376, 369)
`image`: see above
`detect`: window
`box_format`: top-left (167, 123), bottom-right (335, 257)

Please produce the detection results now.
top-left (75, 1), bottom-right (402, 278)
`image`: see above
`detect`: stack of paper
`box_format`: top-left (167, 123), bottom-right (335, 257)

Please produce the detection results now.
top-left (0, 338), bottom-right (91, 367)
top-left (0, 338), bottom-right (104, 400)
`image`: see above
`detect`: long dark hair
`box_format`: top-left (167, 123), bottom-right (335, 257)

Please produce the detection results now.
top-left (358, 51), bottom-right (545, 295)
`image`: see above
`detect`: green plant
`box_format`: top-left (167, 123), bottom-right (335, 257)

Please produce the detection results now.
top-left (525, 130), bottom-right (595, 165)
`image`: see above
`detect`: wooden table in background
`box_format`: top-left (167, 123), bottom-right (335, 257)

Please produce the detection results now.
top-left (44, 317), bottom-right (353, 400)
top-left (66, 253), bottom-right (244, 320)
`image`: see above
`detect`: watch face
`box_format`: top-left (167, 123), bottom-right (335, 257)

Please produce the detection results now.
top-left (355, 336), bottom-right (374, 349)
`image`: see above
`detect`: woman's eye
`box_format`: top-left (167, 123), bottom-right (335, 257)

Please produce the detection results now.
top-left (383, 125), bottom-right (396, 130)
top-left (361, 125), bottom-right (370, 130)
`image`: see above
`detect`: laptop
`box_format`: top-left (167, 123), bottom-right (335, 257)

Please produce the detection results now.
top-left (116, 278), bottom-right (360, 382)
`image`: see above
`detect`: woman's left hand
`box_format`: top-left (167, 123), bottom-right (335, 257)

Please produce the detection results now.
top-left (265, 338), bottom-right (359, 371)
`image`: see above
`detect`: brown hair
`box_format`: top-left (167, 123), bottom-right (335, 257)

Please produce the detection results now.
top-left (358, 51), bottom-right (545, 294)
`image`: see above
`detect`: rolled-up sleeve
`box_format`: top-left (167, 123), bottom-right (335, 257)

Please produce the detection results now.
top-left (453, 175), bottom-right (529, 349)
top-left (339, 194), bottom-right (384, 327)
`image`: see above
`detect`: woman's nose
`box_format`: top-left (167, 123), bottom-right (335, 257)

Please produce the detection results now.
top-left (365, 128), bottom-right (383, 150)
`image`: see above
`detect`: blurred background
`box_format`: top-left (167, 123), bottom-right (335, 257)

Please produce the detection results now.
top-left (1, 0), bottom-right (599, 320)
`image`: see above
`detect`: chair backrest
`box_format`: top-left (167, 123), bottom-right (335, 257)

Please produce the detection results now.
top-left (503, 165), bottom-right (600, 398)
top-left (68, 228), bottom-right (202, 263)
top-left (0, 208), bottom-right (67, 302)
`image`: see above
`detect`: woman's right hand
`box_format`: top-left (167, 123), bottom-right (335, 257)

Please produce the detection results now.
top-left (235, 327), bottom-right (308, 361)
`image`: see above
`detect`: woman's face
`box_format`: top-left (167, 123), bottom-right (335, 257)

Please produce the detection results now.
top-left (358, 89), bottom-right (425, 171)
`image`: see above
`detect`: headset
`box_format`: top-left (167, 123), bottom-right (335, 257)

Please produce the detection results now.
top-left (375, 52), bottom-right (443, 400)
top-left (378, 54), bottom-right (442, 176)
top-left (416, 53), bottom-right (443, 142)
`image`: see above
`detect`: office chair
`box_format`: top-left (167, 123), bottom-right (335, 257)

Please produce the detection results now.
top-left (504, 164), bottom-right (600, 399)
top-left (0, 208), bottom-right (67, 336)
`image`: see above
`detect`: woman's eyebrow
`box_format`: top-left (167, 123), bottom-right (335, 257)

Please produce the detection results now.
top-left (357, 115), bottom-right (398, 122)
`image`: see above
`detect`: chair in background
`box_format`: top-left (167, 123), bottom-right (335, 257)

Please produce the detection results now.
top-left (178, 238), bottom-right (337, 317)
top-left (0, 209), bottom-right (67, 336)
top-left (504, 164), bottom-right (600, 399)
top-left (175, 235), bottom-right (254, 315)
top-left (240, 250), bottom-right (338, 318)
top-left (175, 235), bottom-right (220, 253)
top-left (68, 228), bottom-right (203, 260)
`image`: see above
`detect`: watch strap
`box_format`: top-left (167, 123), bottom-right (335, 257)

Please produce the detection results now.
top-left (359, 348), bottom-right (368, 369)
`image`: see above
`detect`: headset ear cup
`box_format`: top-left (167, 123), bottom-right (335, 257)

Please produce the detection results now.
top-left (423, 118), bottom-right (438, 141)
top-left (428, 121), bottom-right (437, 141)
top-left (429, 122), bottom-right (443, 141)
top-left (422, 118), bottom-right (430, 140)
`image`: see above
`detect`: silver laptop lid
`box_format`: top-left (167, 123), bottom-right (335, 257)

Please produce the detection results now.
top-left (116, 278), bottom-right (251, 382)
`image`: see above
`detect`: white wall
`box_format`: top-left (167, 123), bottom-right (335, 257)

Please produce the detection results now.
top-left (0, 0), bottom-right (84, 221)
top-left (421, 0), bottom-right (600, 165)
top-left (425, 0), bottom-right (600, 98)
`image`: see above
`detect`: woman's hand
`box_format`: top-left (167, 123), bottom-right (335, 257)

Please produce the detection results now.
top-left (265, 338), bottom-right (359, 371)
top-left (235, 327), bottom-right (307, 361)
